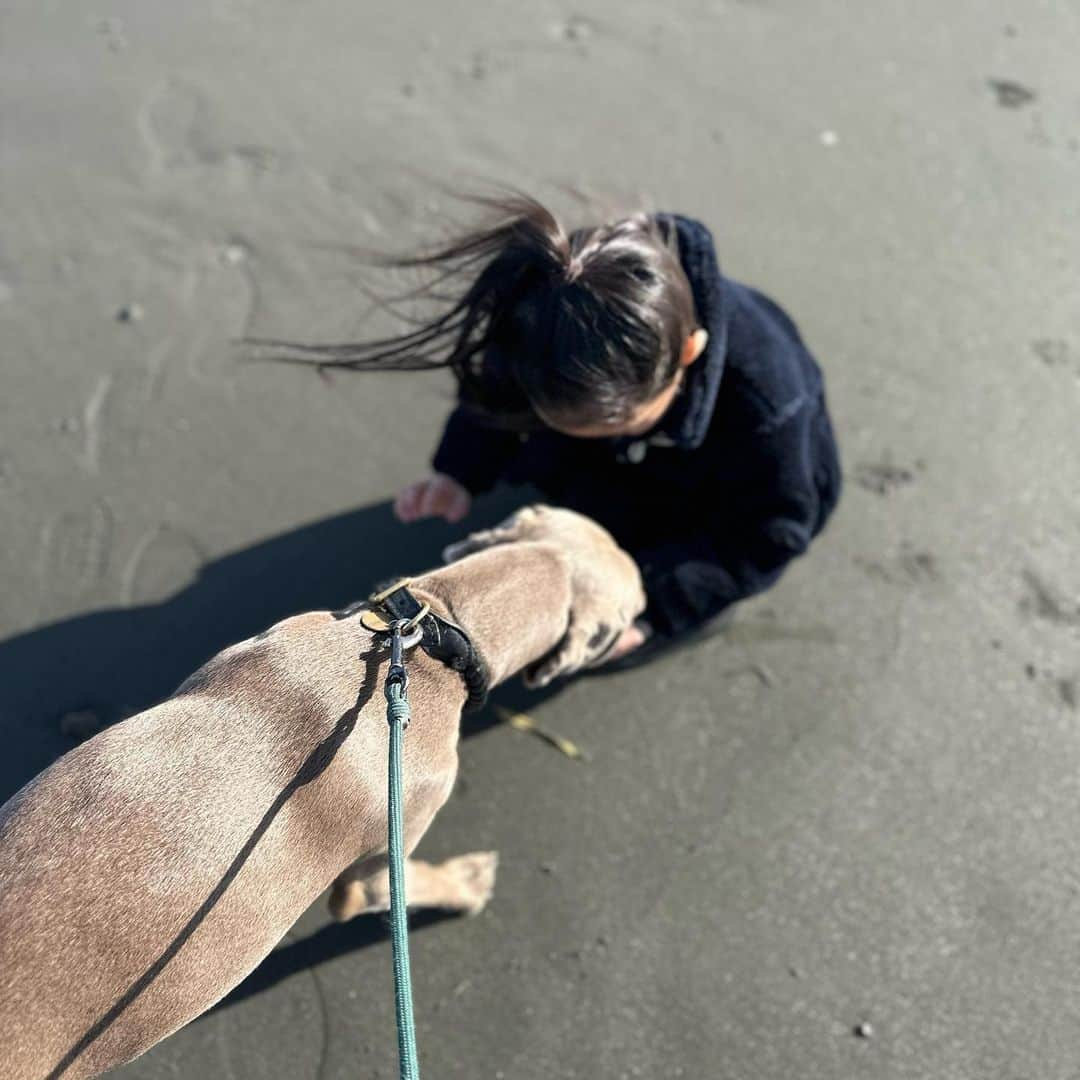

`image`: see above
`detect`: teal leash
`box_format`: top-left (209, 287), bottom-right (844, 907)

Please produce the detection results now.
top-left (384, 621), bottom-right (421, 1080)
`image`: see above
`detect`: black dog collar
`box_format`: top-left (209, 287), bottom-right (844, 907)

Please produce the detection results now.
top-left (346, 580), bottom-right (489, 712)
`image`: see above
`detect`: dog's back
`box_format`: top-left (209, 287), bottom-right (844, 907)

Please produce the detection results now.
top-left (0, 617), bottom-right (397, 1079)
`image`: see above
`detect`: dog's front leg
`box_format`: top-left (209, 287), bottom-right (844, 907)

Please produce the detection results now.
top-left (329, 851), bottom-right (498, 920)
top-left (328, 761), bottom-right (497, 920)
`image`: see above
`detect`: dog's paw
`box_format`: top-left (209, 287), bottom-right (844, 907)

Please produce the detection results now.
top-left (440, 850), bottom-right (498, 916)
top-left (327, 877), bottom-right (367, 923)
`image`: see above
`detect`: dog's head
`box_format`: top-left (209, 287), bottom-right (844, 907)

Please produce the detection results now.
top-left (443, 505), bottom-right (646, 687)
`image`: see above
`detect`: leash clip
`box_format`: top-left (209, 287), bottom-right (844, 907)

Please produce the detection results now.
top-left (384, 619), bottom-right (422, 701)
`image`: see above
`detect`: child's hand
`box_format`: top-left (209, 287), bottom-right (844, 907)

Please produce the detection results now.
top-left (394, 473), bottom-right (472, 524)
top-left (605, 623), bottom-right (648, 662)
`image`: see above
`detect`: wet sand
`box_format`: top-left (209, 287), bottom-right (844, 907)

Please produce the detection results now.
top-left (2, 1), bottom-right (1079, 1077)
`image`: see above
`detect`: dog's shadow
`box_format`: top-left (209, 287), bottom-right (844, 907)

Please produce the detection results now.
top-left (0, 492), bottom-right (548, 804)
top-left (210, 908), bottom-right (458, 1016)
top-left (0, 492), bottom-right (561, 1026)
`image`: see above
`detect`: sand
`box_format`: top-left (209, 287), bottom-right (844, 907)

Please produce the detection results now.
top-left (2, 1), bottom-right (1079, 1077)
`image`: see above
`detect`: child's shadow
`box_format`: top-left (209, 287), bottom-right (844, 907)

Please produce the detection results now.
top-left (0, 490), bottom-right (555, 806)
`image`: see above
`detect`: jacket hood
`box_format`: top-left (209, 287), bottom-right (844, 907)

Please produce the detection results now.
top-left (651, 213), bottom-right (731, 450)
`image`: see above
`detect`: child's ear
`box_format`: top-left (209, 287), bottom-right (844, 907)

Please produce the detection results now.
top-left (680, 328), bottom-right (709, 367)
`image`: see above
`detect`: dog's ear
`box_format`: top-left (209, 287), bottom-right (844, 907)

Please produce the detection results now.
top-left (442, 506), bottom-right (542, 564)
top-left (442, 528), bottom-right (510, 564)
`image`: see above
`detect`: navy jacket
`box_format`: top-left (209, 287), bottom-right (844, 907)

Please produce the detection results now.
top-left (433, 215), bottom-right (842, 637)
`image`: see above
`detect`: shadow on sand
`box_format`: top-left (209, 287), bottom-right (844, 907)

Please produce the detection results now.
top-left (0, 491), bottom-right (552, 802)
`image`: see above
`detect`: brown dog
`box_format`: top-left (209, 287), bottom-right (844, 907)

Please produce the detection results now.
top-left (0, 506), bottom-right (644, 1079)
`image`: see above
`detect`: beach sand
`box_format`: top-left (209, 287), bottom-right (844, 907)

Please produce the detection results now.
top-left (2, 1), bottom-right (1079, 1077)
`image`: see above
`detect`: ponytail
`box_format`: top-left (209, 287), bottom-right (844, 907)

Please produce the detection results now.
top-left (249, 190), bottom-right (697, 429)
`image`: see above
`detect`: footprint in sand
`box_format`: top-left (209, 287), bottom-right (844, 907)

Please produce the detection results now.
top-left (723, 619), bottom-right (837, 646)
top-left (78, 342), bottom-right (172, 475)
top-left (138, 79), bottom-right (222, 171)
top-left (77, 375), bottom-right (112, 476)
top-left (856, 544), bottom-right (940, 587)
top-left (181, 253), bottom-right (256, 383)
top-left (138, 78), bottom-right (283, 180)
top-left (1059, 678), bottom-right (1078, 711)
top-left (854, 459), bottom-right (924, 496)
top-left (1023, 664), bottom-right (1079, 712)
top-left (1018, 569), bottom-right (1080, 629)
top-left (1031, 339), bottom-right (1079, 378)
top-left (122, 524), bottom-right (204, 605)
top-left (38, 500), bottom-right (114, 605)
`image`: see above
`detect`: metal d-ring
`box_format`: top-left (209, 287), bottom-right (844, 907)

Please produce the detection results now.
top-left (402, 603), bottom-right (430, 635)
top-left (394, 619), bottom-right (425, 650)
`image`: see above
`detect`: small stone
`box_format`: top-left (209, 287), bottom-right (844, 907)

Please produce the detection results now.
top-left (561, 15), bottom-right (595, 42)
top-left (54, 416), bottom-right (79, 434)
top-left (788, 965), bottom-right (803, 979)
top-left (400, 82), bottom-right (417, 97)
top-left (116, 303), bottom-right (144, 324)
top-left (222, 242), bottom-right (249, 265)
top-left (540, 861), bottom-right (556, 875)
top-left (60, 709), bottom-right (105, 740)
top-left (988, 78), bottom-right (1036, 109)
top-left (1024, 663), bottom-right (1037, 679)
top-left (819, 129), bottom-right (839, 148)
top-left (854, 1021), bottom-right (873, 1039)
top-left (1060, 679), bottom-right (1078, 710)
top-left (1032, 339), bottom-right (1069, 367)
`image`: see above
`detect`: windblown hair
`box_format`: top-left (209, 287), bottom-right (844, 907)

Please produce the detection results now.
top-left (251, 192), bottom-right (698, 430)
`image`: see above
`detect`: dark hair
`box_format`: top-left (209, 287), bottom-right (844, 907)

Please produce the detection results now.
top-left (249, 192), bottom-right (698, 431)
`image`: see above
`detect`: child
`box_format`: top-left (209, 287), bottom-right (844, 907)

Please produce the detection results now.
top-left (274, 193), bottom-right (841, 669)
